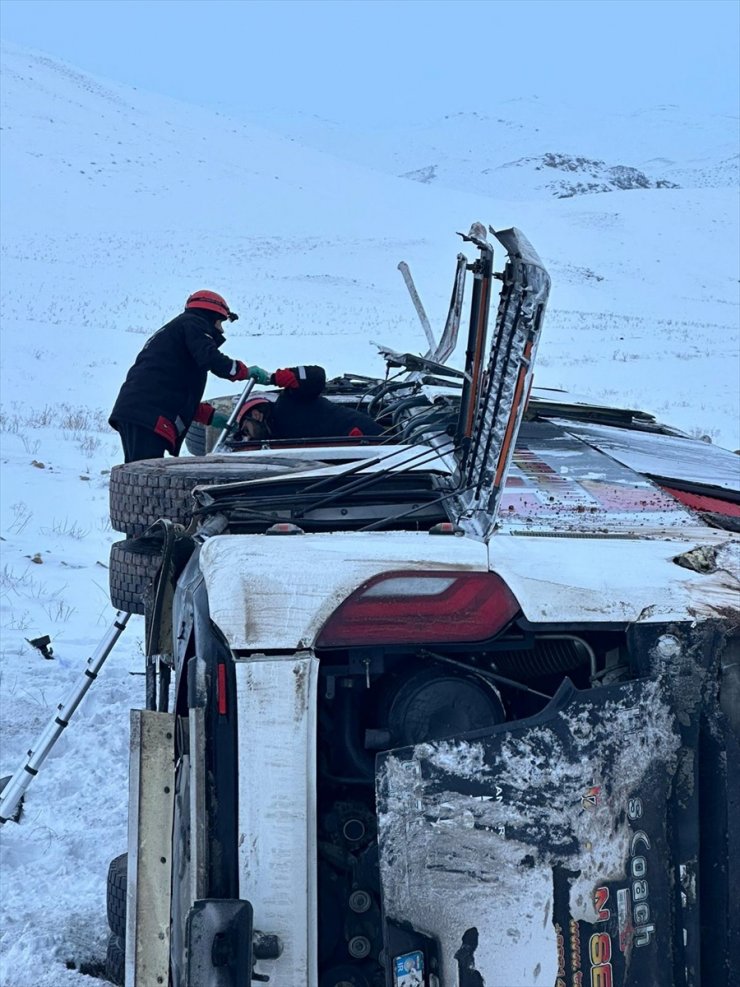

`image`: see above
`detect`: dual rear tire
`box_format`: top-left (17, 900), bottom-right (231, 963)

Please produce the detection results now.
top-left (105, 854), bottom-right (127, 985)
top-left (107, 455), bottom-right (312, 613)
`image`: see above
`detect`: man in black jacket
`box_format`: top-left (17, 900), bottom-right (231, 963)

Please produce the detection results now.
top-left (236, 366), bottom-right (383, 441)
top-left (109, 290), bottom-right (271, 462)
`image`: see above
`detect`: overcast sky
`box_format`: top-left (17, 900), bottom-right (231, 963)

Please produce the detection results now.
top-left (1, 0), bottom-right (738, 126)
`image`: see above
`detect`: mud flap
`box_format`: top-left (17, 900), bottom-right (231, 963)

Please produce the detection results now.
top-left (376, 678), bottom-right (687, 987)
top-left (185, 898), bottom-right (253, 987)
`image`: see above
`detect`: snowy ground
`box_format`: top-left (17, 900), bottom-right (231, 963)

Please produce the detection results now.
top-left (0, 42), bottom-right (738, 987)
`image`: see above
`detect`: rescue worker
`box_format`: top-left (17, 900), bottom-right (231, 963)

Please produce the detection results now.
top-left (109, 290), bottom-right (271, 462)
top-left (236, 365), bottom-right (383, 441)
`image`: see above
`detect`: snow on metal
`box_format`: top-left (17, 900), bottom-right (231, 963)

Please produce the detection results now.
top-left (376, 678), bottom-right (681, 986)
top-left (497, 422), bottom-right (700, 534)
top-left (560, 420), bottom-right (740, 492)
top-left (451, 227), bottom-right (551, 541)
top-left (200, 525), bottom-right (738, 651)
top-left (487, 532), bottom-right (739, 623)
top-left (200, 531), bottom-right (488, 651)
top-left (234, 656), bottom-right (319, 986)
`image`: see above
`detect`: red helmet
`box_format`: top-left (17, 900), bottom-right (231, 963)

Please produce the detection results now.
top-left (236, 397), bottom-right (273, 439)
top-left (185, 290), bottom-right (239, 322)
top-left (236, 397), bottom-right (272, 424)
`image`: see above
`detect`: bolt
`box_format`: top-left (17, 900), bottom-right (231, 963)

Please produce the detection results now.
top-left (349, 890), bottom-right (371, 913)
top-left (347, 935), bottom-right (371, 959)
top-left (656, 634), bottom-right (681, 658)
top-left (342, 818), bottom-right (365, 843)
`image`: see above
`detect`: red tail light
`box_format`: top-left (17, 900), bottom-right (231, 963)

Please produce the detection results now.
top-left (315, 570), bottom-right (520, 648)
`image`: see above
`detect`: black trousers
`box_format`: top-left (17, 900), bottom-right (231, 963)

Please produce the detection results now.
top-left (117, 422), bottom-right (171, 463)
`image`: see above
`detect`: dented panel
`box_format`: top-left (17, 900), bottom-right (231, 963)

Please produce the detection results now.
top-left (377, 679), bottom-right (682, 987)
top-left (201, 532), bottom-right (489, 651)
top-left (486, 534), bottom-right (739, 624)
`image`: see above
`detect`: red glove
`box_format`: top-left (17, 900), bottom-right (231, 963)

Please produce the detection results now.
top-left (271, 365), bottom-right (326, 398)
top-left (194, 402), bottom-right (215, 425)
top-left (229, 360), bottom-right (250, 382)
top-left (272, 368), bottom-right (300, 389)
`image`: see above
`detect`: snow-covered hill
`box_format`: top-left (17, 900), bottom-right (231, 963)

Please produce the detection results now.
top-left (1, 41), bottom-right (738, 441)
top-left (242, 99), bottom-right (739, 199)
top-left (0, 39), bottom-right (738, 987)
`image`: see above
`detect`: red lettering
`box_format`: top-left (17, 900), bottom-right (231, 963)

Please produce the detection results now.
top-left (594, 886), bottom-right (611, 921)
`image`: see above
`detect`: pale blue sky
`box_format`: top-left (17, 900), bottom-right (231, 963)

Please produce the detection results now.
top-left (1, 0), bottom-right (738, 125)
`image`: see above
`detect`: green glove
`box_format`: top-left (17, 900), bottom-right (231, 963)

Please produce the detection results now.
top-left (248, 365), bottom-right (272, 385)
top-left (211, 411), bottom-right (232, 430)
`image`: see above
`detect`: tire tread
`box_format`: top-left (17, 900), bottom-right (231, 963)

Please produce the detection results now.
top-left (109, 538), bottom-right (163, 614)
top-left (109, 455), bottom-right (320, 535)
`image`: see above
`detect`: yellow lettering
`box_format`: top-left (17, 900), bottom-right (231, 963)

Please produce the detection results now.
top-left (589, 933), bottom-right (612, 965)
top-left (591, 967), bottom-right (613, 987)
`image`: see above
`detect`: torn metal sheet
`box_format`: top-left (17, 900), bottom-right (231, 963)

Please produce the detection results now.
top-left (377, 678), bottom-right (682, 987)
